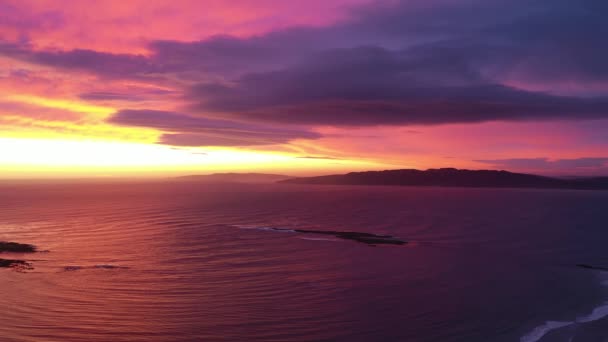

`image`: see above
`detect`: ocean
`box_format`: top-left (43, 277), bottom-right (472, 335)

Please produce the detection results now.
top-left (1, 181), bottom-right (607, 341)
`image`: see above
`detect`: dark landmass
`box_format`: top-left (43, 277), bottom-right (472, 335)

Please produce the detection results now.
top-left (0, 241), bottom-right (37, 253)
top-left (175, 173), bottom-right (291, 183)
top-left (297, 229), bottom-right (407, 245)
top-left (64, 264), bottom-right (130, 271)
top-left (0, 241), bottom-right (38, 271)
top-left (264, 227), bottom-right (406, 246)
top-left (0, 258), bottom-right (33, 271)
top-left (280, 168), bottom-right (608, 190)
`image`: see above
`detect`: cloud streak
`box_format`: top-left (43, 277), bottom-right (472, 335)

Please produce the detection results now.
top-left (187, 46), bottom-right (608, 125)
top-left (476, 157), bottom-right (608, 172)
top-left (109, 109), bottom-right (320, 147)
top-left (296, 156), bottom-right (342, 160)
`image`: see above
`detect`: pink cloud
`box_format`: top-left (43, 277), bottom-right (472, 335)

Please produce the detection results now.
top-left (0, 0), bottom-right (371, 53)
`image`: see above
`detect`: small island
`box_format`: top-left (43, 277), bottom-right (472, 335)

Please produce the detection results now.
top-left (257, 227), bottom-right (406, 246)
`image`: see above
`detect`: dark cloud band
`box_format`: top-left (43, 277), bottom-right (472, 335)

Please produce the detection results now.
top-left (2, 0), bottom-right (608, 128)
top-left (109, 109), bottom-right (320, 147)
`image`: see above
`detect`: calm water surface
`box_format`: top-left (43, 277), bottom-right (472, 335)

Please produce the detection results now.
top-left (1, 182), bottom-right (608, 341)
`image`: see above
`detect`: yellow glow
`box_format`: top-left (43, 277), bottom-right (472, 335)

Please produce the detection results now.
top-left (0, 94), bottom-right (165, 147)
top-left (0, 92), bottom-right (389, 179)
top-left (4, 94), bottom-right (116, 117)
top-left (0, 138), bottom-right (204, 167)
top-left (0, 137), bottom-right (385, 179)
top-left (0, 113), bottom-right (160, 145)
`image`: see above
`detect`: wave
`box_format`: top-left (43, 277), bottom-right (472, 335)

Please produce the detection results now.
top-left (521, 272), bottom-right (608, 342)
top-left (520, 321), bottom-right (573, 342)
top-left (576, 302), bottom-right (608, 323)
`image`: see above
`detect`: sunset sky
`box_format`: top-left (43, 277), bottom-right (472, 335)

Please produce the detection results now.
top-left (1, 0), bottom-right (607, 178)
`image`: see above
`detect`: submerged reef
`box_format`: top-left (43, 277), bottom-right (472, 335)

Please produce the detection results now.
top-left (63, 264), bottom-right (130, 272)
top-left (258, 227), bottom-right (407, 246)
top-left (294, 229), bottom-right (407, 246)
top-left (0, 258), bottom-right (34, 271)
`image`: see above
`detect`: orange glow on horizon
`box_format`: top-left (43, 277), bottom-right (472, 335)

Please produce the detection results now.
top-left (0, 137), bottom-right (388, 179)
top-left (1, 1), bottom-right (606, 178)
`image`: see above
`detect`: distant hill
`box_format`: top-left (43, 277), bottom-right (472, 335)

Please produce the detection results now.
top-left (279, 168), bottom-right (608, 190)
top-left (175, 173), bottom-right (291, 183)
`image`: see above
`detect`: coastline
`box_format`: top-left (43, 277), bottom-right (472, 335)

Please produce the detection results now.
top-left (521, 272), bottom-right (608, 342)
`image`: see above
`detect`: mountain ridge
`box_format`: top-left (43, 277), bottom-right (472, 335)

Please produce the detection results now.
top-left (279, 168), bottom-right (608, 190)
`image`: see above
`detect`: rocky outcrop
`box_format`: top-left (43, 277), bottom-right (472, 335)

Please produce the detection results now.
top-left (0, 242), bottom-right (37, 253)
top-left (262, 227), bottom-right (406, 246)
top-left (0, 241), bottom-right (38, 271)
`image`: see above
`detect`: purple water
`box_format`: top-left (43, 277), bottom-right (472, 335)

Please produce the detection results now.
top-left (1, 182), bottom-right (608, 341)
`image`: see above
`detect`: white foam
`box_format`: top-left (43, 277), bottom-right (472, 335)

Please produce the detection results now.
top-left (521, 271), bottom-right (608, 342)
top-left (520, 302), bottom-right (608, 342)
top-left (576, 302), bottom-right (608, 323)
top-left (520, 321), bottom-right (573, 342)
top-left (600, 273), bottom-right (608, 286)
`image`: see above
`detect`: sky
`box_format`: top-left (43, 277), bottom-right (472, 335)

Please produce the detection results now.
top-left (1, 0), bottom-right (608, 178)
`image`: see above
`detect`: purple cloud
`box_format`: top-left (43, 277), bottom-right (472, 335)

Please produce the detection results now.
top-left (186, 45), bottom-right (608, 125)
top-left (79, 88), bottom-right (176, 102)
top-left (2, 0), bottom-right (608, 127)
top-left (109, 109), bottom-right (320, 147)
top-left (0, 41), bottom-right (153, 78)
top-left (0, 3), bottom-right (65, 32)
